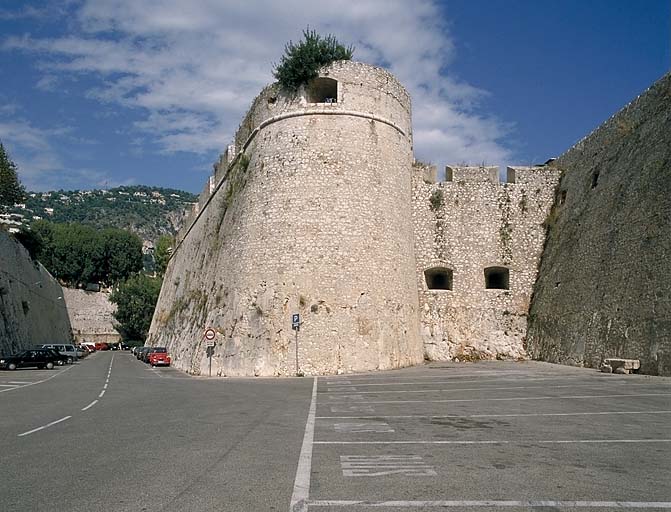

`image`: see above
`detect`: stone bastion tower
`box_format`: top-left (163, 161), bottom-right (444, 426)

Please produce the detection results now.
top-left (148, 61), bottom-right (424, 376)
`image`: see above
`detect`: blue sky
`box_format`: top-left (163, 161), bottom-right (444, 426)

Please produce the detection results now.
top-left (0, 0), bottom-right (669, 193)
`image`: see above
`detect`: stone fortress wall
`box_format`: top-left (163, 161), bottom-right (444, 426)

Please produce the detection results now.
top-left (150, 62), bottom-right (670, 376)
top-left (62, 288), bottom-right (120, 344)
top-left (412, 163), bottom-right (559, 361)
top-left (527, 72), bottom-right (671, 375)
top-left (0, 231), bottom-right (72, 355)
top-left (149, 61), bottom-right (424, 376)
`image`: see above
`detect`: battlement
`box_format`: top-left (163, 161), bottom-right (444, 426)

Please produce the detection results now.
top-left (415, 162), bottom-right (559, 187)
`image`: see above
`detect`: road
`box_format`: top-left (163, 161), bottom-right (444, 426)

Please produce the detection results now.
top-left (1, 354), bottom-right (670, 511)
top-left (0, 351), bottom-right (312, 511)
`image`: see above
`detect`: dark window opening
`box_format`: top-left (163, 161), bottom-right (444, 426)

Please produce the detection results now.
top-left (425, 267), bottom-right (453, 290)
top-left (484, 266), bottom-right (509, 290)
top-left (591, 171), bottom-right (600, 189)
top-left (307, 77), bottom-right (338, 103)
top-left (444, 166), bottom-right (453, 182)
top-left (559, 190), bottom-right (567, 205)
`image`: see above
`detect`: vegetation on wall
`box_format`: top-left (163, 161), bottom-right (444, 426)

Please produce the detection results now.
top-left (154, 234), bottom-right (174, 276)
top-left (0, 141), bottom-right (26, 207)
top-left (273, 28), bottom-right (354, 92)
top-left (110, 274), bottom-right (162, 341)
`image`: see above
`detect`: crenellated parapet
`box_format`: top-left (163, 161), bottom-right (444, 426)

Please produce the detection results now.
top-left (412, 161), bottom-right (560, 361)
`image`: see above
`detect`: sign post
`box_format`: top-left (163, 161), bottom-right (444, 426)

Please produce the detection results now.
top-left (204, 328), bottom-right (216, 377)
top-left (291, 314), bottom-right (301, 376)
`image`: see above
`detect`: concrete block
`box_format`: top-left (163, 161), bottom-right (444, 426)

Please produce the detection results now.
top-left (600, 363), bottom-right (613, 373)
top-left (614, 367), bottom-right (629, 375)
top-left (604, 358), bottom-right (640, 371)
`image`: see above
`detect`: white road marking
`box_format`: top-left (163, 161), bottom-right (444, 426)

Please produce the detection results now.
top-left (0, 365), bottom-right (74, 393)
top-left (340, 455), bottom-right (436, 477)
top-left (314, 439), bottom-right (671, 445)
top-left (330, 405), bottom-right (376, 413)
top-left (98, 389), bottom-right (105, 398)
top-left (328, 387), bottom-right (358, 392)
top-left (323, 392), bottom-right (671, 404)
top-left (0, 384), bottom-right (17, 387)
top-left (327, 380), bottom-right (351, 385)
top-left (289, 377), bottom-right (318, 512)
top-left (334, 422), bottom-right (394, 433)
top-left (318, 410), bottom-right (671, 419)
top-left (307, 499), bottom-right (671, 508)
top-left (18, 416), bottom-right (72, 437)
top-left (328, 395), bottom-right (365, 401)
top-left (323, 382), bottom-right (651, 395)
top-left (82, 400), bottom-right (98, 411)
top-left (7, 381), bottom-right (31, 384)
top-left (320, 376), bottom-right (613, 388)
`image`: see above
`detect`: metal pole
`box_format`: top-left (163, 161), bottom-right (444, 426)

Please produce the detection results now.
top-left (295, 328), bottom-right (299, 376)
top-left (209, 348), bottom-right (212, 377)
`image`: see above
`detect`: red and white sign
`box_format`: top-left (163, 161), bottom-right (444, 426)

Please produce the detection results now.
top-left (204, 328), bottom-right (216, 340)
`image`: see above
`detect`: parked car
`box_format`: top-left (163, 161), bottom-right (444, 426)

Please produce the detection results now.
top-left (94, 342), bottom-right (110, 351)
top-left (0, 349), bottom-right (62, 370)
top-left (138, 347), bottom-right (152, 362)
top-left (148, 347), bottom-right (171, 367)
top-left (42, 344), bottom-right (78, 363)
top-left (42, 348), bottom-right (68, 366)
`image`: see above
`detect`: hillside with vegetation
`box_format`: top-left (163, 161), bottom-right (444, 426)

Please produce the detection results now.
top-left (5, 185), bottom-right (197, 244)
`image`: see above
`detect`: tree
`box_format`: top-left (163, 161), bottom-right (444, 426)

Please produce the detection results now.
top-left (0, 141), bottom-right (26, 207)
top-left (28, 220), bottom-right (143, 287)
top-left (273, 28), bottom-right (354, 92)
top-left (154, 234), bottom-right (174, 275)
top-left (110, 274), bottom-right (162, 341)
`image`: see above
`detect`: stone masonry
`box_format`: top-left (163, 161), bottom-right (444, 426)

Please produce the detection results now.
top-left (0, 230), bottom-right (72, 355)
top-left (63, 288), bottom-right (120, 344)
top-left (149, 61), bottom-right (423, 376)
top-left (527, 72), bottom-right (671, 375)
top-left (148, 61), bottom-right (668, 376)
top-left (413, 164), bottom-right (559, 361)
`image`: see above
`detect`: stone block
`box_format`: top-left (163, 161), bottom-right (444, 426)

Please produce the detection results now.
top-left (614, 367), bottom-right (629, 375)
top-left (604, 358), bottom-right (640, 371)
top-left (600, 363), bottom-right (613, 373)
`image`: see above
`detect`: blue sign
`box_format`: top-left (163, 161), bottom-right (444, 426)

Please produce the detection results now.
top-left (292, 313), bottom-right (300, 330)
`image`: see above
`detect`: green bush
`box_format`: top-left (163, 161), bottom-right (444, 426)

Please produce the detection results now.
top-left (273, 28), bottom-right (354, 92)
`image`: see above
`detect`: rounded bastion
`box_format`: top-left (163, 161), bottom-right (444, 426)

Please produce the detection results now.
top-left (150, 61), bottom-right (423, 376)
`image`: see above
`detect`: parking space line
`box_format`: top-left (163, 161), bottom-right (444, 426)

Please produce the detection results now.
top-left (0, 364), bottom-right (75, 393)
top-left (317, 410), bottom-right (671, 419)
top-left (290, 377), bottom-right (318, 512)
top-left (323, 383), bottom-right (648, 395)
top-left (322, 376), bottom-right (653, 388)
top-left (18, 415), bottom-right (72, 437)
top-left (82, 400), bottom-right (98, 411)
top-left (0, 384), bottom-right (17, 387)
top-left (314, 439), bottom-right (671, 445)
top-left (322, 392), bottom-right (671, 404)
top-left (307, 499), bottom-right (671, 508)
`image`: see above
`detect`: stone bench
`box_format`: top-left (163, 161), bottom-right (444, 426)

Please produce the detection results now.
top-left (600, 358), bottom-right (641, 374)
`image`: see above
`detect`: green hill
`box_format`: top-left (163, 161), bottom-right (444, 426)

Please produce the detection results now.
top-left (8, 185), bottom-right (197, 245)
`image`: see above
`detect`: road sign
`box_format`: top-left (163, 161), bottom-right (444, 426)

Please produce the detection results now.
top-left (204, 328), bottom-right (216, 340)
top-left (205, 339), bottom-right (215, 348)
top-left (292, 313), bottom-right (300, 330)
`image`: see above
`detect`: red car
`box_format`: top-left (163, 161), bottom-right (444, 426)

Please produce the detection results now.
top-left (94, 342), bottom-right (109, 351)
top-left (148, 347), bottom-right (171, 367)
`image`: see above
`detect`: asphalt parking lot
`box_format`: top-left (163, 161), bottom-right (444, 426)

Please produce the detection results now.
top-left (291, 361), bottom-right (671, 511)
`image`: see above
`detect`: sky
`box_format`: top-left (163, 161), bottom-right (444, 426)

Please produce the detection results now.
top-left (0, 0), bottom-right (669, 193)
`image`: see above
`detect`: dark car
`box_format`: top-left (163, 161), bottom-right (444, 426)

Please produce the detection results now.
top-left (42, 348), bottom-right (68, 366)
top-left (0, 349), bottom-right (63, 370)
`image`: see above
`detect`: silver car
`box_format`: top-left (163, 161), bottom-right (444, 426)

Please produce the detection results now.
top-left (41, 344), bottom-right (78, 363)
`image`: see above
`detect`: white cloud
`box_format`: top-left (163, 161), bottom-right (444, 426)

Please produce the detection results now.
top-left (4, 0), bottom-right (512, 177)
top-left (0, 118), bottom-right (117, 191)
